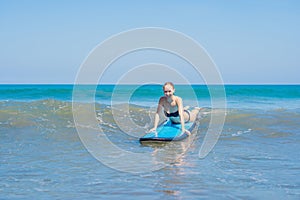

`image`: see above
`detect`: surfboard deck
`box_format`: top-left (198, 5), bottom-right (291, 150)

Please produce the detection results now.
top-left (139, 120), bottom-right (196, 143)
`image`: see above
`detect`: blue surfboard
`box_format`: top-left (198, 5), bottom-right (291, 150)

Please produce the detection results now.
top-left (139, 120), bottom-right (196, 143)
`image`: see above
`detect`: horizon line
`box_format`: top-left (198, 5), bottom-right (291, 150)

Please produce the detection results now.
top-left (1, 83), bottom-right (300, 86)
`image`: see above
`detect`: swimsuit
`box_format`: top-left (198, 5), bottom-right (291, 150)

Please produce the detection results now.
top-left (164, 110), bottom-right (179, 117)
top-left (164, 110), bottom-right (191, 123)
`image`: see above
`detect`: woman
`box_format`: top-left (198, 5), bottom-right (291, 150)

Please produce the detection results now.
top-left (149, 82), bottom-right (201, 135)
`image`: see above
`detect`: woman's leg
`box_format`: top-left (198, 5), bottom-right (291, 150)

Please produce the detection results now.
top-left (181, 106), bottom-right (201, 123)
top-left (188, 107), bottom-right (201, 122)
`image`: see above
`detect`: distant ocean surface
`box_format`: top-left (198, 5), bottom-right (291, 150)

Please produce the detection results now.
top-left (1, 84), bottom-right (300, 199)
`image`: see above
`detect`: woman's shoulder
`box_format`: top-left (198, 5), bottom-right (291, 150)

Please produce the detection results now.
top-left (159, 96), bottom-right (167, 103)
top-left (174, 95), bottom-right (182, 102)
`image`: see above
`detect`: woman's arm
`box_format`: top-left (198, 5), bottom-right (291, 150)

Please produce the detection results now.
top-left (151, 113), bottom-right (160, 131)
top-left (149, 97), bottom-right (164, 132)
top-left (176, 97), bottom-right (186, 133)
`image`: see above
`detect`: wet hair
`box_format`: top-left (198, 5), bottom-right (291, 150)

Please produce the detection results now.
top-left (163, 82), bottom-right (175, 90)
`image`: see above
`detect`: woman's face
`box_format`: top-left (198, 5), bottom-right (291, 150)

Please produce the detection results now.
top-left (163, 84), bottom-right (175, 97)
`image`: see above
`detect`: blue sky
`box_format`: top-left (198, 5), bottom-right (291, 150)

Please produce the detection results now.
top-left (0, 0), bottom-right (299, 84)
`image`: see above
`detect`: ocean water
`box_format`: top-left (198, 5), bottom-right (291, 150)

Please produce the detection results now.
top-left (1, 84), bottom-right (300, 199)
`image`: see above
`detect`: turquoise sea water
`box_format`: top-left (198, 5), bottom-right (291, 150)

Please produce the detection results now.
top-left (1, 84), bottom-right (300, 199)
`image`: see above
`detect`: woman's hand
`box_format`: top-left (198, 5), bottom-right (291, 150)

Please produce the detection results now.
top-left (182, 129), bottom-right (191, 136)
top-left (148, 128), bottom-right (157, 133)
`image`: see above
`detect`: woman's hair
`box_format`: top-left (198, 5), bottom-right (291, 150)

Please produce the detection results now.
top-left (163, 82), bottom-right (175, 90)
